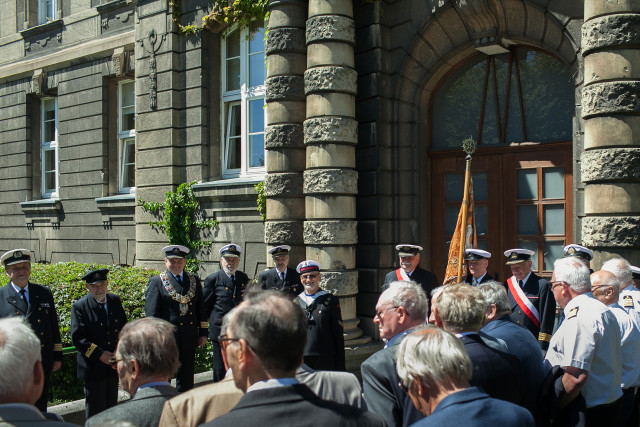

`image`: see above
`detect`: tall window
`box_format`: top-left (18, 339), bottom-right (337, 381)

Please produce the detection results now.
top-left (119, 80), bottom-right (135, 193)
top-left (38, 0), bottom-right (56, 24)
top-left (41, 98), bottom-right (58, 198)
top-left (222, 21), bottom-right (266, 178)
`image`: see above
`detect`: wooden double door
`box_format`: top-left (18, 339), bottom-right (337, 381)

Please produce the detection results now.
top-left (429, 143), bottom-right (573, 282)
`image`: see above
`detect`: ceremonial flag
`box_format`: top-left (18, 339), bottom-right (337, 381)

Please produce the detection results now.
top-left (443, 176), bottom-right (477, 285)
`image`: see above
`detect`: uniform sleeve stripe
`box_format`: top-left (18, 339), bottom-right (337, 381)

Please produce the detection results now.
top-left (85, 343), bottom-right (97, 358)
top-left (538, 332), bottom-right (552, 342)
top-left (200, 322), bottom-right (209, 328)
top-left (53, 343), bottom-right (63, 351)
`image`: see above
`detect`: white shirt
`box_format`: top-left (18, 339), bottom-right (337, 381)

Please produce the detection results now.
top-left (545, 293), bottom-right (622, 407)
top-left (608, 303), bottom-right (640, 388)
top-left (246, 378), bottom-right (298, 393)
top-left (10, 282), bottom-right (29, 304)
top-left (619, 285), bottom-right (640, 315)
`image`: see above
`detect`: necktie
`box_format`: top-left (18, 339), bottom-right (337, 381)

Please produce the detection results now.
top-left (472, 278), bottom-right (477, 287)
top-left (280, 272), bottom-right (285, 281)
top-left (519, 280), bottom-right (524, 288)
top-left (18, 289), bottom-right (28, 310)
top-left (98, 302), bottom-right (109, 327)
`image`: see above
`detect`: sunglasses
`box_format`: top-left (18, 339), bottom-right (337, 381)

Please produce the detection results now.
top-left (109, 358), bottom-right (123, 370)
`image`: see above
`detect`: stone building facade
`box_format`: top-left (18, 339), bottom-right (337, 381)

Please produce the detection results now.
top-left (0, 0), bottom-right (638, 352)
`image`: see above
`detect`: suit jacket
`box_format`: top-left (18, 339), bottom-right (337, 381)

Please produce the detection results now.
top-left (258, 267), bottom-right (302, 298)
top-left (0, 403), bottom-right (77, 426)
top-left (158, 371), bottom-right (242, 427)
top-left (85, 385), bottom-right (179, 427)
top-left (506, 272), bottom-right (556, 350)
top-left (459, 334), bottom-right (525, 405)
top-left (71, 292), bottom-right (128, 380)
top-left (0, 282), bottom-right (62, 371)
top-left (411, 387), bottom-right (535, 427)
top-left (201, 384), bottom-right (385, 427)
top-left (203, 270), bottom-right (248, 339)
top-left (481, 315), bottom-right (546, 426)
top-left (464, 272), bottom-right (495, 286)
top-left (145, 271), bottom-right (208, 349)
top-left (294, 292), bottom-right (345, 370)
top-left (296, 363), bottom-right (365, 409)
top-left (383, 266), bottom-right (438, 298)
top-left (361, 333), bottom-right (424, 427)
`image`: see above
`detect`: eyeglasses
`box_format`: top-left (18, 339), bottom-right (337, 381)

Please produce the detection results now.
top-left (109, 358), bottom-right (123, 370)
top-left (375, 306), bottom-right (399, 319)
top-left (591, 285), bottom-right (609, 293)
top-left (398, 381), bottom-right (410, 394)
top-left (550, 281), bottom-right (566, 291)
top-left (218, 334), bottom-right (241, 347)
top-left (300, 273), bottom-right (319, 280)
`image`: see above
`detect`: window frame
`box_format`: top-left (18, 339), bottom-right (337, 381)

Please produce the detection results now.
top-left (37, 0), bottom-right (57, 25)
top-left (40, 97), bottom-right (58, 199)
top-left (221, 22), bottom-right (266, 179)
top-left (118, 80), bottom-right (136, 194)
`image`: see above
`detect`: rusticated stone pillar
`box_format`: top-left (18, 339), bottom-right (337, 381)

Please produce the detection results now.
top-left (581, 3), bottom-right (640, 265)
top-left (264, 0), bottom-right (307, 267)
top-left (305, 0), bottom-right (370, 348)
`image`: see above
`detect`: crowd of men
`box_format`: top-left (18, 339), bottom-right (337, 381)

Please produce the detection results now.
top-left (1, 242), bottom-right (640, 427)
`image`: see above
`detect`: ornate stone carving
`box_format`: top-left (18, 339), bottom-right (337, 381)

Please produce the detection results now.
top-left (112, 47), bottom-right (125, 77)
top-left (31, 69), bottom-right (44, 95)
top-left (137, 29), bottom-right (165, 109)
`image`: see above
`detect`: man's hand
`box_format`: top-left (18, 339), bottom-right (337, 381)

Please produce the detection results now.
top-left (198, 336), bottom-right (207, 347)
top-left (99, 351), bottom-right (114, 365)
top-left (52, 361), bottom-right (62, 371)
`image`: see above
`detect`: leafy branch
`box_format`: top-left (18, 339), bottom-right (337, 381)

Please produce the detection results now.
top-left (170, 0), bottom-right (268, 35)
top-left (138, 181), bottom-right (218, 273)
top-left (255, 181), bottom-right (266, 221)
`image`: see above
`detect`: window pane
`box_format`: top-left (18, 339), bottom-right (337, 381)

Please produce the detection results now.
top-left (43, 149), bottom-right (56, 192)
top-left (249, 53), bottom-right (265, 88)
top-left (121, 138), bottom-right (136, 190)
top-left (227, 30), bottom-right (240, 58)
top-left (475, 205), bottom-right (487, 236)
top-left (226, 105), bottom-right (241, 170)
top-left (446, 206), bottom-right (458, 235)
top-left (517, 205), bottom-right (537, 235)
top-left (121, 82), bottom-right (135, 107)
top-left (504, 64), bottom-right (524, 143)
top-left (38, 0), bottom-right (54, 24)
top-left (477, 240), bottom-right (488, 251)
top-left (122, 107), bottom-right (135, 131)
top-left (481, 69), bottom-right (499, 145)
top-left (544, 241), bottom-right (564, 271)
top-left (249, 135), bottom-right (264, 167)
top-left (517, 169), bottom-right (537, 199)
top-left (472, 172), bottom-right (487, 201)
top-left (445, 173), bottom-right (463, 202)
top-left (544, 205), bottom-right (564, 235)
top-left (227, 58), bottom-right (240, 91)
top-left (517, 240), bottom-right (538, 268)
top-left (43, 99), bottom-right (56, 143)
top-left (44, 120), bottom-right (56, 143)
top-left (543, 167), bottom-right (564, 199)
top-left (249, 22), bottom-right (264, 54)
top-left (249, 99), bottom-right (264, 132)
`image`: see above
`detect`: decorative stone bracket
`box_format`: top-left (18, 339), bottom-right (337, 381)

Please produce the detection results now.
top-left (136, 29), bottom-right (165, 109)
top-left (19, 199), bottom-right (62, 229)
top-left (96, 194), bottom-right (136, 229)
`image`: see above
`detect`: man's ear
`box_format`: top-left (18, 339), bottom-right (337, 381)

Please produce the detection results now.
top-left (32, 360), bottom-right (44, 388)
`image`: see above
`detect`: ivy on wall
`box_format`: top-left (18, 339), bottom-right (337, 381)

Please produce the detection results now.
top-left (171, 0), bottom-right (269, 35)
top-left (255, 181), bottom-right (266, 221)
top-left (138, 181), bottom-right (218, 273)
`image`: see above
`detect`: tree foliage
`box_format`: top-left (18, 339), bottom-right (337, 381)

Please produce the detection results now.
top-left (138, 181), bottom-right (218, 273)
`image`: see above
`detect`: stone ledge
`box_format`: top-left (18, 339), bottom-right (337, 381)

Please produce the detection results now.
top-left (265, 123), bottom-right (304, 149)
top-left (266, 27), bottom-right (306, 55)
top-left (304, 169), bottom-right (358, 194)
top-left (582, 14), bottom-right (640, 55)
top-left (192, 178), bottom-right (264, 202)
top-left (304, 117), bottom-right (357, 145)
top-left (582, 216), bottom-right (640, 247)
top-left (265, 75), bottom-right (305, 102)
top-left (96, 194), bottom-right (136, 228)
top-left (306, 16), bottom-right (355, 45)
top-left (20, 199), bottom-right (62, 229)
top-left (582, 81), bottom-right (640, 118)
top-left (304, 66), bottom-right (357, 95)
top-left (19, 19), bottom-right (63, 39)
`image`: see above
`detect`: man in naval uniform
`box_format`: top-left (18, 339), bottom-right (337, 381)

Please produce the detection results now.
top-left (464, 249), bottom-right (494, 286)
top-left (603, 257), bottom-right (640, 316)
top-left (382, 245), bottom-right (438, 299)
top-left (71, 268), bottom-right (128, 417)
top-left (145, 245), bottom-right (208, 392)
top-left (257, 245), bottom-right (301, 298)
top-left (632, 265), bottom-right (640, 289)
top-left (203, 243), bottom-right (249, 382)
top-left (564, 244), bottom-right (594, 272)
top-left (0, 249), bottom-right (62, 413)
top-left (503, 248), bottom-right (556, 352)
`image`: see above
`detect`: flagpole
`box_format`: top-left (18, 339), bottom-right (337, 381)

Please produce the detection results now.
top-left (456, 138), bottom-right (477, 283)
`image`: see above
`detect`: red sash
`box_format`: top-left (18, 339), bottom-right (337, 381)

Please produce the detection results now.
top-left (395, 268), bottom-right (410, 281)
top-left (507, 277), bottom-right (540, 328)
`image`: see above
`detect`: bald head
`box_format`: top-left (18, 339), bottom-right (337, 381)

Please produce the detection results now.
top-left (602, 258), bottom-right (633, 290)
top-left (590, 270), bottom-right (620, 306)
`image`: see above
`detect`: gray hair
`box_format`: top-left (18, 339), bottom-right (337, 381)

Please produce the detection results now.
top-left (221, 308), bottom-right (235, 336)
top-left (118, 317), bottom-right (179, 378)
top-left (477, 281), bottom-right (511, 315)
top-left (385, 281), bottom-right (428, 320)
top-left (396, 326), bottom-right (472, 392)
top-left (437, 284), bottom-right (486, 333)
top-left (592, 271), bottom-right (620, 294)
top-left (602, 258), bottom-right (633, 288)
top-left (0, 317), bottom-right (42, 402)
top-left (230, 290), bottom-right (306, 373)
top-left (554, 257), bottom-right (591, 294)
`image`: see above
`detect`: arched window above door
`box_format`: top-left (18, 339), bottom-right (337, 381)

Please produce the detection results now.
top-left (431, 48), bottom-right (574, 150)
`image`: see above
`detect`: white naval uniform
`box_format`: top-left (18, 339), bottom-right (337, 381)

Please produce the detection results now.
top-left (546, 293), bottom-right (623, 407)
top-left (608, 303), bottom-right (640, 389)
top-left (619, 285), bottom-right (640, 316)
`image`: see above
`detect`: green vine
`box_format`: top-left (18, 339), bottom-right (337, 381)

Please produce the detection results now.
top-left (138, 181), bottom-right (219, 273)
top-left (170, 0), bottom-right (268, 35)
top-left (255, 181), bottom-right (266, 221)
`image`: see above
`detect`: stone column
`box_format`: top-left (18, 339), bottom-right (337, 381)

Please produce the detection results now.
top-left (264, 0), bottom-right (307, 267)
top-left (581, 3), bottom-right (640, 265)
top-left (305, 0), bottom-right (369, 348)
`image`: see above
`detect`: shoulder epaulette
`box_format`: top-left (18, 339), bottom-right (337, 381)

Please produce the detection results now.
top-left (623, 295), bottom-right (634, 308)
top-left (567, 307), bottom-right (579, 319)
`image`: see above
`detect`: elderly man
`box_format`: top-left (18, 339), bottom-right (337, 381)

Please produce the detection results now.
top-left (478, 281), bottom-right (546, 425)
top-left (503, 248), bottom-right (556, 351)
top-left (564, 244), bottom-right (594, 272)
top-left (71, 268), bottom-right (128, 417)
top-left (546, 257), bottom-right (622, 425)
top-left (396, 327), bottom-right (534, 427)
top-left (433, 284), bottom-right (524, 405)
top-left (201, 291), bottom-right (384, 427)
top-left (464, 249), bottom-right (493, 286)
top-left (603, 257), bottom-right (640, 317)
top-left (382, 245), bottom-right (438, 297)
top-left (204, 243), bottom-right (249, 382)
top-left (0, 249), bottom-right (62, 412)
top-left (145, 245), bottom-right (208, 392)
top-left (0, 317), bottom-right (75, 426)
top-left (361, 280), bottom-right (427, 427)
top-left (258, 245), bottom-right (301, 298)
top-left (590, 270), bottom-right (640, 425)
top-left (85, 317), bottom-right (180, 427)
top-left (632, 265), bottom-right (640, 289)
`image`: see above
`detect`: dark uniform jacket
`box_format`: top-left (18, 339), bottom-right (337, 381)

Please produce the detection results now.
top-left (464, 272), bottom-right (495, 286)
top-left (295, 292), bottom-right (345, 371)
top-left (383, 266), bottom-right (439, 297)
top-left (145, 271), bottom-right (208, 346)
top-left (203, 270), bottom-right (248, 340)
top-left (505, 272), bottom-right (556, 350)
top-left (71, 292), bottom-right (128, 380)
top-left (258, 267), bottom-right (302, 298)
top-left (0, 282), bottom-right (62, 371)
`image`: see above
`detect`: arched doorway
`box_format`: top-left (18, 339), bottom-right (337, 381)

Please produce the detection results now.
top-left (429, 47), bottom-right (575, 281)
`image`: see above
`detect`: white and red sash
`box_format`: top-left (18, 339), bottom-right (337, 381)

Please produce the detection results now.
top-left (507, 276), bottom-right (540, 328)
top-left (395, 268), bottom-right (410, 281)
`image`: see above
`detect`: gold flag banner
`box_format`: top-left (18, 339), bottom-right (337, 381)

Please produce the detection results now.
top-left (443, 179), bottom-right (477, 285)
